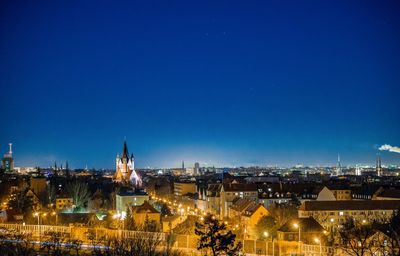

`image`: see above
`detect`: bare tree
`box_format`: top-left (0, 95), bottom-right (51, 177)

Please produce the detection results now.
top-left (373, 211), bottom-right (400, 256)
top-left (7, 188), bottom-right (33, 216)
top-left (66, 239), bottom-right (83, 255)
top-left (0, 229), bottom-right (35, 256)
top-left (41, 231), bottom-right (66, 256)
top-left (104, 232), bottom-right (165, 256)
top-left (268, 203), bottom-right (297, 229)
top-left (338, 218), bottom-right (377, 256)
top-left (66, 181), bottom-right (91, 211)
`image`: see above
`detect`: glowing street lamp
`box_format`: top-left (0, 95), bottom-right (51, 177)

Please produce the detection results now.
top-left (263, 231), bottom-right (269, 238)
top-left (33, 212), bottom-right (41, 241)
top-left (293, 223), bottom-right (301, 254)
top-left (51, 211), bottom-right (58, 226)
top-left (33, 212), bottom-right (39, 225)
top-left (314, 238), bottom-right (322, 256)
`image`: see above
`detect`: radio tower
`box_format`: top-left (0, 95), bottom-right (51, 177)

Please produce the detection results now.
top-left (336, 154), bottom-right (342, 176)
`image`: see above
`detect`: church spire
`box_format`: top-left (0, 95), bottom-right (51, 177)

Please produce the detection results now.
top-left (122, 140), bottom-right (129, 159)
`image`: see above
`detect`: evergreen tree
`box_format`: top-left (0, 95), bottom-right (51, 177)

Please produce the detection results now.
top-left (161, 203), bottom-right (172, 216)
top-left (195, 214), bottom-right (242, 256)
top-left (124, 207), bottom-right (137, 230)
top-left (143, 214), bottom-right (158, 232)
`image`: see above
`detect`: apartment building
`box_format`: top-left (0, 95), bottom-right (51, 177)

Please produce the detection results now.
top-left (298, 200), bottom-right (400, 229)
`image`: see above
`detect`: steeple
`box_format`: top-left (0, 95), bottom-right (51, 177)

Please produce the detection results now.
top-left (122, 141), bottom-right (129, 159)
top-left (115, 140), bottom-right (139, 186)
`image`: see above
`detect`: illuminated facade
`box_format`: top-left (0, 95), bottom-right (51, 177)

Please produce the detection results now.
top-left (1, 143), bottom-right (14, 173)
top-left (115, 141), bottom-right (141, 186)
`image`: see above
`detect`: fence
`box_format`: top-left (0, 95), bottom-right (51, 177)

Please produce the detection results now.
top-left (0, 223), bottom-right (334, 255)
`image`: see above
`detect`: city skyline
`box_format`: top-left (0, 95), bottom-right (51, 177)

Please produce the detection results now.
top-left (1, 1), bottom-right (400, 168)
top-left (1, 140), bottom-right (399, 169)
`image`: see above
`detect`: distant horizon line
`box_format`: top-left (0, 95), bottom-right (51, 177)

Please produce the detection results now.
top-left (13, 162), bottom-right (399, 170)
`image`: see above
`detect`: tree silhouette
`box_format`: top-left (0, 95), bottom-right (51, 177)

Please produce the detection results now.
top-left (143, 214), bottom-right (159, 232)
top-left (373, 210), bottom-right (400, 256)
top-left (268, 203), bottom-right (297, 229)
top-left (8, 188), bottom-right (33, 217)
top-left (66, 180), bottom-right (91, 211)
top-left (255, 215), bottom-right (276, 239)
top-left (161, 203), bottom-right (172, 216)
top-left (124, 207), bottom-right (137, 230)
top-left (338, 218), bottom-right (377, 256)
top-left (195, 214), bottom-right (242, 256)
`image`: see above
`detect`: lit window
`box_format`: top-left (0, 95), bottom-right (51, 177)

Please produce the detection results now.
top-left (339, 212), bottom-right (344, 216)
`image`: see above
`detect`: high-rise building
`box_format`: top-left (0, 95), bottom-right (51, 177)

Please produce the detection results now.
top-left (355, 164), bottom-right (362, 176)
top-left (334, 154), bottom-right (342, 176)
top-left (376, 154), bottom-right (382, 177)
top-left (2, 143), bottom-right (14, 173)
top-left (115, 141), bottom-right (141, 186)
top-left (194, 162), bottom-right (200, 175)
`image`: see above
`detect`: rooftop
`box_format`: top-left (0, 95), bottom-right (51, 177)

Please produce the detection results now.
top-left (278, 217), bottom-right (325, 233)
top-left (300, 200), bottom-right (400, 211)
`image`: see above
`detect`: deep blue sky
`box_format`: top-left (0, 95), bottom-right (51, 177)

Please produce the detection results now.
top-left (1, 1), bottom-right (400, 168)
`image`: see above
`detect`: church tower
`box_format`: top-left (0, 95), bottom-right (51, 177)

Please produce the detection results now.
top-left (115, 141), bottom-right (141, 186)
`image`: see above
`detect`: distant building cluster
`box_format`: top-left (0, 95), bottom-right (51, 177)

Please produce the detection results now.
top-left (0, 141), bottom-right (399, 255)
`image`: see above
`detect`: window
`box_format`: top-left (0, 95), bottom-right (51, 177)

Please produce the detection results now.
top-left (339, 212), bottom-right (344, 216)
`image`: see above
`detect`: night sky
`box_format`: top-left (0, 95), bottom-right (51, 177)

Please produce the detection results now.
top-left (1, 1), bottom-right (399, 168)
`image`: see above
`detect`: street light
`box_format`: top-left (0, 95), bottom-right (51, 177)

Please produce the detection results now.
top-left (33, 212), bottom-right (40, 241)
top-left (51, 211), bottom-right (58, 225)
top-left (314, 238), bottom-right (322, 256)
top-left (263, 231), bottom-right (269, 253)
top-left (293, 223), bottom-right (301, 255)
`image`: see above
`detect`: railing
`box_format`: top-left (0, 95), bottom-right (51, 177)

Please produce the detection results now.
top-left (0, 223), bottom-right (335, 255)
top-left (0, 223), bottom-right (71, 236)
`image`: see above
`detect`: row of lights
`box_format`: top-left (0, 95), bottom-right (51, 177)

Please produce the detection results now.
top-left (151, 195), bottom-right (208, 217)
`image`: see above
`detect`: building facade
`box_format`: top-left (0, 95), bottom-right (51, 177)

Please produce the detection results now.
top-left (298, 200), bottom-right (400, 230)
top-left (115, 141), bottom-right (141, 186)
top-left (174, 182), bottom-right (197, 197)
top-left (1, 143), bottom-right (14, 173)
top-left (116, 190), bottom-right (149, 216)
top-left (56, 197), bottom-right (74, 210)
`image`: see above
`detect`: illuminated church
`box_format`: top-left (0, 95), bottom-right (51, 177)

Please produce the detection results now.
top-left (115, 141), bottom-right (141, 186)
